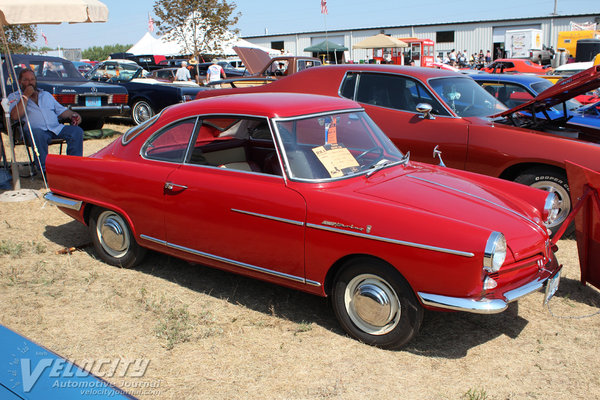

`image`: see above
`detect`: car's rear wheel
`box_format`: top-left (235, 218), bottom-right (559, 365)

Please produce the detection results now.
top-left (89, 207), bottom-right (146, 267)
top-left (515, 167), bottom-right (573, 236)
top-left (331, 257), bottom-right (423, 349)
top-left (132, 100), bottom-right (155, 125)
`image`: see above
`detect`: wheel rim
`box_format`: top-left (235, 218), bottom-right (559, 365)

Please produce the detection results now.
top-left (531, 180), bottom-right (571, 231)
top-left (133, 102), bottom-right (153, 124)
top-left (96, 211), bottom-right (130, 258)
top-left (344, 273), bottom-right (401, 335)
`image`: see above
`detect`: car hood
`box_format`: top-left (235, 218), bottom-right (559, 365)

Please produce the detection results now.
top-left (355, 165), bottom-right (547, 257)
top-left (233, 46), bottom-right (271, 75)
top-left (493, 65), bottom-right (600, 118)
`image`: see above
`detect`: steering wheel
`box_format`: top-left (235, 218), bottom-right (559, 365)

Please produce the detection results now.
top-left (356, 146), bottom-right (384, 166)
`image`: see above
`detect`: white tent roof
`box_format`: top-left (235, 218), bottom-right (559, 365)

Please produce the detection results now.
top-left (224, 38), bottom-right (280, 57)
top-left (127, 32), bottom-right (182, 56)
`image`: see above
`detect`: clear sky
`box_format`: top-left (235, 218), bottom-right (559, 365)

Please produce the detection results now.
top-left (34, 0), bottom-right (599, 49)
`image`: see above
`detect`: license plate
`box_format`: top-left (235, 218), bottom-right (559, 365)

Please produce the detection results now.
top-left (85, 96), bottom-right (101, 107)
top-left (543, 270), bottom-right (560, 305)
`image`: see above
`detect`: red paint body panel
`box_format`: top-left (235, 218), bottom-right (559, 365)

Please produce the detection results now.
top-left (46, 93), bottom-right (558, 311)
top-left (481, 59), bottom-right (548, 75)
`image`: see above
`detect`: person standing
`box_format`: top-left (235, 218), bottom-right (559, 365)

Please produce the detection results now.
top-left (8, 68), bottom-right (83, 173)
top-left (206, 59), bottom-right (227, 84)
top-left (175, 61), bottom-right (191, 81)
top-left (485, 50), bottom-right (492, 63)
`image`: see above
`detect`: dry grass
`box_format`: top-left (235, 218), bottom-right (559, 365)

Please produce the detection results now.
top-left (1, 121), bottom-right (600, 399)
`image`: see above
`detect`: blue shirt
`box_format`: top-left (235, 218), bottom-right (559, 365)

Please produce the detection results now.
top-left (8, 89), bottom-right (67, 135)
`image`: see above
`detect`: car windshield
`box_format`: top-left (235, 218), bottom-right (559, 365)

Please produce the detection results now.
top-left (274, 110), bottom-right (405, 181)
top-left (87, 62), bottom-right (142, 82)
top-left (429, 77), bottom-right (507, 117)
top-left (14, 59), bottom-right (83, 80)
top-left (531, 80), bottom-right (582, 111)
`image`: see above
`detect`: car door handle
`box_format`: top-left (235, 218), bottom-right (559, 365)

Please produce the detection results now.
top-left (164, 182), bottom-right (188, 191)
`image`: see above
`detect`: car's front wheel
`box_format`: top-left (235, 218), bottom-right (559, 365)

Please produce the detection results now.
top-left (515, 167), bottom-right (572, 236)
top-left (89, 207), bottom-right (146, 268)
top-left (331, 257), bottom-right (423, 349)
top-left (132, 100), bottom-right (155, 125)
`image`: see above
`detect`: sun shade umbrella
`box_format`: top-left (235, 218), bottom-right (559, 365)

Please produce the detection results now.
top-left (0, 0), bottom-right (108, 192)
top-left (352, 34), bottom-right (407, 49)
top-left (304, 40), bottom-right (348, 52)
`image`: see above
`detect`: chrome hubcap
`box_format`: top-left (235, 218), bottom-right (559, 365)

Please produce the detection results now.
top-left (96, 211), bottom-right (130, 258)
top-left (345, 274), bottom-right (400, 335)
top-left (531, 181), bottom-right (571, 230)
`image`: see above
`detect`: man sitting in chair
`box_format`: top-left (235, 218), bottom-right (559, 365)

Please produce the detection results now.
top-left (8, 68), bottom-right (83, 173)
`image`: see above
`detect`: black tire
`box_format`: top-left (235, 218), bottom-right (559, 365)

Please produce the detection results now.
top-left (79, 117), bottom-right (105, 131)
top-left (331, 257), bottom-right (423, 349)
top-left (89, 207), bottom-right (146, 268)
top-left (132, 100), bottom-right (155, 125)
top-left (514, 167), bottom-right (573, 236)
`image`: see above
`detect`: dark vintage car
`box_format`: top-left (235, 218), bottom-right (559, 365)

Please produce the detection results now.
top-left (194, 64), bottom-right (600, 235)
top-left (3, 54), bottom-right (130, 130)
top-left (43, 92), bottom-right (562, 349)
top-left (86, 60), bottom-right (206, 124)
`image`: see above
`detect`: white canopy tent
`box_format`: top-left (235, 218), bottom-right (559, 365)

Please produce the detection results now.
top-left (222, 38), bottom-right (280, 57)
top-left (127, 32), bottom-right (182, 57)
top-left (0, 0), bottom-right (109, 193)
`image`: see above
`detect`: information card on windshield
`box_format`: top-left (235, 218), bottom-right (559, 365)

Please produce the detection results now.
top-left (312, 144), bottom-right (360, 178)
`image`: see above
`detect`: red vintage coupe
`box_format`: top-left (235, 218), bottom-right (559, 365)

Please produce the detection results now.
top-left (195, 64), bottom-right (600, 235)
top-left (44, 93), bottom-right (561, 349)
top-left (480, 58), bottom-right (549, 74)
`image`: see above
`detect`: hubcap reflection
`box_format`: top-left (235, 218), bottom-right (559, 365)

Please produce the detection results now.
top-left (97, 211), bottom-right (130, 258)
top-left (345, 273), bottom-right (401, 335)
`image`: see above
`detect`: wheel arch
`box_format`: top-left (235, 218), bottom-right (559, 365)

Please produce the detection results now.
top-left (323, 253), bottom-right (406, 297)
top-left (82, 202), bottom-right (139, 239)
top-left (498, 162), bottom-right (566, 182)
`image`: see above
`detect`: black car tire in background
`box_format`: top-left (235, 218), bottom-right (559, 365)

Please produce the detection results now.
top-left (132, 99), bottom-right (155, 125)
top-left (514, 166), bottom-right (573, 236)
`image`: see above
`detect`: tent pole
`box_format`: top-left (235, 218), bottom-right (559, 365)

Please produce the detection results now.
top-left (0, 23), bottom-right (21, 190)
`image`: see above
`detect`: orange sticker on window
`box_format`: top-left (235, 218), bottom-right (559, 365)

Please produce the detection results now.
top-left (326, 118), bottom-right (337, 144)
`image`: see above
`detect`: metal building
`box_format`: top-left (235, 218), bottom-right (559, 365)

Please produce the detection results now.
top-left (242, 13), bottom-right (599, 63)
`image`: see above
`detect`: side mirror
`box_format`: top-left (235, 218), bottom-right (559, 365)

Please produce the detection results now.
top-left (416, 103), bottom-right (435, 120)
top-left (433, 145), bottom-right (446, 167)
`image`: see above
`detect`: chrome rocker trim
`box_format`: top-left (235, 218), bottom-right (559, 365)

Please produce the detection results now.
top-left (43, 192), bottom-right (82, 211)
top-left (140, 234), bottom-right (321, 287)
top-left (417, 272), bottom-right (559, 314)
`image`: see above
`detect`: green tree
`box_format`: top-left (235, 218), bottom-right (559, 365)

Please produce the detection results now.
top-left (1, 24), bottom-right (37, 53)
top-left (153, 0), bottom-right (240, 58)
top-left (82, 44), bottom-right (132, 62)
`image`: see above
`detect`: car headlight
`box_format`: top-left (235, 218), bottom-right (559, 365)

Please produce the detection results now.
top-left (543, 192), bottom-right (560, 225)
top-left (483, 232), bottom-right (506, 273)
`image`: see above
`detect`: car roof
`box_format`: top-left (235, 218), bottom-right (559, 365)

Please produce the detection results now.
top-left (165, 92), bottom-right (362, 120)
top-left (494, 64), bottom-right (600, 116)
top-left (471, 73), bottom-right (548, 84)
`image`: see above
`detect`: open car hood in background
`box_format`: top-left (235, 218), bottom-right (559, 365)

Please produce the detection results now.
top-left (493, 65), bottom-right (600, 118)
top-left (233, 46), bottom-right (272, 75)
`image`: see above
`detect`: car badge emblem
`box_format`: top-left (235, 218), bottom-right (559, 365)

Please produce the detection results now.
top-left (91, 87), bottom-right (97, 93)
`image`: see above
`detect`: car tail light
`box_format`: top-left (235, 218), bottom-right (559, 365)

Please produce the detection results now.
top-left (110, 94), bottom-right (128, 104)
top-left (53, 93), bottom-right (77, 104)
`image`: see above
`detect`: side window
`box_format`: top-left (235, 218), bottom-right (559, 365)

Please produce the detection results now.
top-left (503, 83), bottom-right (534, 108)
top-left (143, 118), bottom-right (197, 163)
top-left (340, 72), bottom-right (357, 100)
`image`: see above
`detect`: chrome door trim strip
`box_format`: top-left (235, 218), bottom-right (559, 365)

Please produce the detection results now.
top-left (231, 208), bottom-right (305, 226)
top-left (139, 234), bottom-right (320, 287)
top-left (409, 175), bottom-right (540, 228)
top-left (306, 223), bottom-right (474, 257)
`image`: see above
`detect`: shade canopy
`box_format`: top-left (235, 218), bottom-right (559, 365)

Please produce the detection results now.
top-left (127, 32), bottom-right (182, 57)
top-left (352, 34), bottom-right (407, 49)
top-left (304, 40), bottom-right (348, 52)
top-left (0, 0), bottom-right (108, 25)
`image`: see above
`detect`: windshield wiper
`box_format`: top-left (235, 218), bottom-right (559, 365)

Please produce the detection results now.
top-left (366, 152), bottom-right (410, 178)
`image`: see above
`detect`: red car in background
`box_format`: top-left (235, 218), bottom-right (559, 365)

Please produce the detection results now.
top-left (481, 58), bottom-right (549, 74)
top-left (195, 64), bottom-right (600, 235)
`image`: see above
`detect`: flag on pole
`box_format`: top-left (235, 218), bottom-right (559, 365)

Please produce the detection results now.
top-left (321, 0), bottom-right (328, 15)
top-left (148, 14), bottom-right (155, 32)
top-left (41, 30), bottom-right (48, 45)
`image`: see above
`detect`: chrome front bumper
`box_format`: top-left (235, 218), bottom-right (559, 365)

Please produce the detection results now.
top-left (417, 266), bottom-right (562, 314)
top-left (44, 192), bottom-right (82, 211)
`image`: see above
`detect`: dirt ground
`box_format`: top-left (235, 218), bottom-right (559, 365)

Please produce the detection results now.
top-left (1, 122), bottom-right (600, 400)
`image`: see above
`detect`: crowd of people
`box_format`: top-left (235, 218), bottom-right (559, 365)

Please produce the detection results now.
top-left (439, 49), bottom-right (493, 68)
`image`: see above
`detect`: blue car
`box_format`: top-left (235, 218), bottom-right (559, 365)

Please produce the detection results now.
top-left (471, 72), bottom-right (600, 133)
